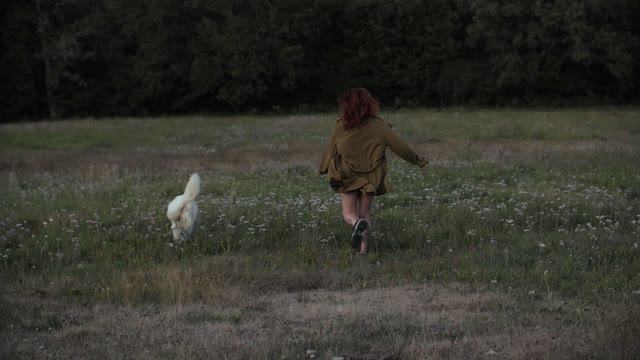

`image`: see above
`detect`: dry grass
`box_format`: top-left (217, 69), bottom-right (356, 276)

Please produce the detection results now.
top-left (3, 253), bottom-right (639, 359)
top-left (3, 278), bottom-right (638, 360)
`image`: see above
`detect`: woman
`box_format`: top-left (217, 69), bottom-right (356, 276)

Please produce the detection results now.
top-left (318, 88), bottom-right (429, 254)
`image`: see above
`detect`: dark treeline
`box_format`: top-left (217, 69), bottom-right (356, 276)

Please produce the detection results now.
top-left (1, 0), bottom-right (639, 121)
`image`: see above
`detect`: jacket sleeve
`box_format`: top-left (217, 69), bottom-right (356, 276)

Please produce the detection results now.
top-left (383, 125), bottom-right (429, 168)
top-left (318, 124), bottom-right (339, 174)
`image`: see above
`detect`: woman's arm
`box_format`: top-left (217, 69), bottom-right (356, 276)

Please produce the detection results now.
top-left (383, 124), bottom-right (429, 167)
top-left (318, 124), bottom-right (339, 174)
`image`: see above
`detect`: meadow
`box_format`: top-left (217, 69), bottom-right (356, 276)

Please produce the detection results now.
top-left (0, 109), bottom-right (639, 359)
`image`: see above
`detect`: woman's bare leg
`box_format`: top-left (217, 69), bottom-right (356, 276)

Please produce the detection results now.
top-left (341, 191), bottom-right (359, 227)
top-left (358, 192), bottom-right (375, 254)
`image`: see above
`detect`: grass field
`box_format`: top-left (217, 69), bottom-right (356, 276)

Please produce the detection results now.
top-left (1, 109), bottom-right (639, 359)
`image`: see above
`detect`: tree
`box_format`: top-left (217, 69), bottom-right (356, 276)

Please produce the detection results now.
top-left (0, 0), bottom-right (42, 120)
top-left (34, 0), bottom-right (96, 118)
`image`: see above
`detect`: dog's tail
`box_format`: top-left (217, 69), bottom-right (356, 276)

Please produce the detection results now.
top-left (183, 173), bottom-right (200, 203)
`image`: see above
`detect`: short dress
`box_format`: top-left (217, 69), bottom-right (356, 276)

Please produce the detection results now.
top-left (318, 116), bottom-right (428, 195)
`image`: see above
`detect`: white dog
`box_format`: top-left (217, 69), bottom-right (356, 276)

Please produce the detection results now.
top-left (166, 173), bottom-right (200, 241)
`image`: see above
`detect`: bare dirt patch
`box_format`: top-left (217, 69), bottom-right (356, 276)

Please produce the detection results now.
top-left (0, 143), bottom-right (320, 175)
top-left (2, 140), bottom-right (633, 176)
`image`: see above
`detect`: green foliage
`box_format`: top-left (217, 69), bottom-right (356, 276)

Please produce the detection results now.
top-left (0, 0), bottom-right (639, 120)
top-left (466, 0), bottom-right (639, 103)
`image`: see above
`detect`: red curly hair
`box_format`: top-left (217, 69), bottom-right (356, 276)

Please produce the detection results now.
top-left (338, 88), bottom-right (380, 130)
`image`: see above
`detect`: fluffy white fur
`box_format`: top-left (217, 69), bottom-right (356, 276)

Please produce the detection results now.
top-left (167, 173), bottom-right (200, 241)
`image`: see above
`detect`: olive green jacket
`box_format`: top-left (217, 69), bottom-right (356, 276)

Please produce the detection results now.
top-left (318, 116), bottom-right (428, 195)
